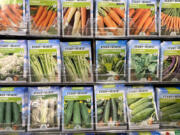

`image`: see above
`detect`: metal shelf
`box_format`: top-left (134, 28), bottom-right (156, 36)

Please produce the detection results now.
top-left (0, 82), bottom-right (179, 86)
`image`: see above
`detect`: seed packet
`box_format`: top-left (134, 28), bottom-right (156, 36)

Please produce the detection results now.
top-left (160, 41), bottom-right (180, 82)
top-left (61, 41), bottom-right (93, 83)
top-left (27, 0), bottom-right (60, 36)
top-left (128, 0), bottom-right (157, 36)
top-left (160, 0), bottom-right (180, 36)
top-left (157, 87), bottom-right (180, 128)
top-left (95, 0), bottom-right (126, 37)
top-left (95, 84), bottom-right (127, 130)
top-left (126, 86), bottom-right (159, 130)
top-left (62, 0), bottom-right (93, 37)
top-left (62, 86), bottom-right (94, 131)
top-left (0, 40), bottom-right (27, 82)
top-left (96, 40), bottom-right (127, 82)
top-left (28, 40), bottom-right (61, 83)
top-left (0, 0), bottom-right (26, 35)
top-left (0, 87), bottom-right (27, 131)
top-left (128, 40), bottom-right (160, 82)
top-left (27, 87), bottom-right (61, 131)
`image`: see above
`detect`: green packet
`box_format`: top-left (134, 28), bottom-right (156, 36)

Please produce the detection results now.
top-left (127, 86), bottom-right (159, 130)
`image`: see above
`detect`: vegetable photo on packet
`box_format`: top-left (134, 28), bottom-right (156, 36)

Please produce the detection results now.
top-left (127, 86), bottom-right (159, 130)
top-left (95, 85), bottom-right (127, 130)
top-left (0, 40), bottom-right (27, 82)
top-left (128, 40), bottom-right (160, 82)
top-left (0, 0), bottom-right (26, 35)
top-left (28, 87), bottom-right (61, 131)
top-left (128, 0), bottom-right (157, 36)
top-left (62, 0), bottom-right (93, 37)
top-left (0, 87), bottom-right (26, 131)
top-left (28, 0), bottom-right (60, 36)
top-left (96, 40), bottom-right (126, 82)
top-left (160, 0), bottom-right (180, 36)
top-left (96, 0), bottom-right (126, 37)
top-left (161, 41), bottom-right (180, 82)
top-left (62, 87), bottom-right (93, 131)
top-left (28, 40), bottom-right (61, 83)
top-left (61, 41), bottom-right (93, 83)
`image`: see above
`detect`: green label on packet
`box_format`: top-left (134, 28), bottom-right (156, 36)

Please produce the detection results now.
top-left (127, 92), bottom-right (152, 98)
top-left (30, 0), bottom-right (57, 6)
top-left (160, 98), bottom-right (180, 103)
top-left (30, 49), bottom-right (57, 54)
top-left (96, 93), bottom-right (123, 100)
top-left (166, 87), bottom-right (180, 94)
top-left (64, 95), bottom-right (91, 100)
top-left (129, 3), bottom-right (155, 9)
top-left (98, 2), bottom-right (125, 8)
top-left (0, 48), bottom-right (24, 54)
top-left (164, 50), bottom-right (180, 56)
top-left (131, 49), bottom-right (158, 54)
top-left (0, 97), bottom-right (22, 102)
top-left (63, 2), bottom-right (90, 7)
top-left (162, 3), bottom-right (180, 8)
top-left (98, 49), bottom-right (125, 54)
top-left (0, 87), bottom-right (14, 91)
top-left (0, 0), bottom-right (23, 5)
top-left (63, 50), bottom-right (89, 56)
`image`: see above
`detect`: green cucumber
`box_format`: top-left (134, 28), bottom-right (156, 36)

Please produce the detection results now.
top-left (131, 108), bottom-right (154, 123)
top-left (103, 100), bottom-right (110, 123)
top-left (65, 101), bottom-right (74, 126)
top-left (97, 100), bottom-right (104, 107)
top-left (161, 103), bottom-right (180, 112)
top-left (12, 102), bottom-right (21, 124)
top-left (0, 102), bottom-right (5, 123)
top-left (131, 102), bottom-right (153, 116)
top-left (169, 113), bottom-right (180, 121)
top-left (111, 98), bottom-right (117, 122)
top-left (129, 98), bottom-right (152, 110)
top-left (127, 98), bottom-right (141, 106)
top-left (73, 102), bottom-right (81, 126)
top-left (5, 102), bottom-right (12, 124)
top-left (80, 102), bottom-right (90, 127)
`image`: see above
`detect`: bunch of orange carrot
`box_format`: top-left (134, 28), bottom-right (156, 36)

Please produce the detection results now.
top-left (0, 4), bottom-right (23, 31)
top-left (31, 6), bottom-right (57, 33)
top-left (129, 8), bottom-right (155, 35)
top-left (97, 7), bottom-right (125, 36)
top-left (161, 8), bottom-right (180, 34)
top-left (63, 7), bottom-right (89, 36)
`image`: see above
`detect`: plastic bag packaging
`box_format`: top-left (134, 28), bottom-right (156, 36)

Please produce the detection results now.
top-left (28, 40), bottom-right (61, 83)
top-left (128, 0), bottom-right (158, 36)
top-left (0, 40), bottom-right (27, 82)
top-left (160, 41), bottom-right (180, 82)
top-left (27, 0), bottom-right (60, 36)
top-left (126, 86), bottom-right (159, 130)
top-left (95, 84), bottom-right (127, 130)
top-left (61, 0), bottom-right (93, 37)
top-left (0, 87), bottom-right (27, 131)
top-left (128, 40), bottom-right (160, 82)
top-left (61, 41), bottom-right (93, 83)
top-left (0, 0), bottom-right (27, 35)
top-left (96, 40), bottom-right (127, 82)
top-left (27, 86), bottom-right (61, 131)
top-left (62, 86), bottom-right (94, 131)
top-left (157, 87), bottom-right (180, 128)
top-left (160, 0), bottom-right (180, 36)
top-left (95, 0), bottom-right (126, 37)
